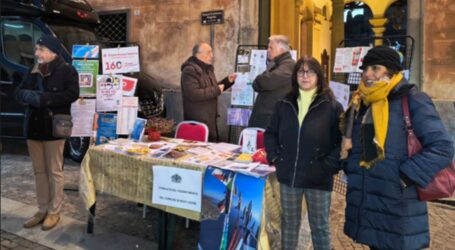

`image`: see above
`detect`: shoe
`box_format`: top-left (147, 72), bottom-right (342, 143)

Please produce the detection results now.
top-left (23, 212), bottom-right (47, 228)
top-left (42, 213), bottom-right (60, 231)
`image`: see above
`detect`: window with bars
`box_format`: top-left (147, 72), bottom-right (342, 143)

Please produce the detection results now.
top-left (96, 11), bottom-right (129, 42)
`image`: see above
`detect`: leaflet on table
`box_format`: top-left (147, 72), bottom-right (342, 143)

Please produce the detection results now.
top-left (71, 98), bottom-right (96, 137)
top-left (209, 143), bottom-right (241, 153)
top-left (116, 96), bottom-right (138, 135)
top-left (241, 129), bottom-right (257, 154)
top-left (96, 113), bottom-right (118, 145)
top-left (96, 75), bottom-right (122, 112)
top-left (152, 165), bottom-right (202, 212)
top-left (130, 118), bottom-right (147, 142)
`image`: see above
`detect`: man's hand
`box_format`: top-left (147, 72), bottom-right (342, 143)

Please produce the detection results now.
top-left (219, 84), bottom-right (225, 92)
top-left (19, 90), bottom-right (42, 108)
top-left (228, 73), bottom-right (237, 83)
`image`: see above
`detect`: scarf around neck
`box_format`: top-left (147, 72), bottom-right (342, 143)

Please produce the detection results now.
top-left (340, 72), bottom-right (403, 168)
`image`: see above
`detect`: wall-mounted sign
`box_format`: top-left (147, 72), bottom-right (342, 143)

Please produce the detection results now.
top-left (201, 10), bottom-right (223, 25)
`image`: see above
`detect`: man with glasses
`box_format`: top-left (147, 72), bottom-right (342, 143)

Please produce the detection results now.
top-left (181, 42), bottom-right (236, 142)
top-left (248, 35), bottom-right (295, 129)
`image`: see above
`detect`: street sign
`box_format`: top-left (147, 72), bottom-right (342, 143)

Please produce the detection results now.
top-left (201, 10), bottom-right (223, 25)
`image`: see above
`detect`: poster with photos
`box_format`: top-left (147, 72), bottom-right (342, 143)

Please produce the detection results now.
top-left (96, 74), bottom-right (122, 112)
top-left (72, 60), bottom-right (99, 96)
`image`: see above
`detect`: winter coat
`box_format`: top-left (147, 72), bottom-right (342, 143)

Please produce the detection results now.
top-left (343, 83), bottom-right (454, 249)
top-left (14, 56), bottom-right (79, 140)
top-left (248, 51), bottom-right (295, 129)
top-left (180, 56), bottom-right (231, 142)
top-left (264, 91), bottom-right (343, 190)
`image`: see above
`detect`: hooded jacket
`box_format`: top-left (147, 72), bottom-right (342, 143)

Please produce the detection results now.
top-left (180, 56), bottom-right (232, 141)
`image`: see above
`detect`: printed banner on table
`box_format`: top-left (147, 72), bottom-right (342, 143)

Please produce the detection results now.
top-left (102, 46), bottom-right (140, 74)
top-left (152, 165), bottom-right (202, 212)
top-left (231, 72), bottom-right (254, 106)
top-left (72, 45), bottom-right (99, 59)
top-left (198, 167), bottom-right (265, 250)
top-left (96, 75), bottom-right (122, 112)
top-left (329, 81), bottom-right (350, 111)
top-left (71, 98), bottom-right (96, 137)
top-left (72, 60), bottom-right (99, 96)
top-left (227, 108), bottom-right (252, 126)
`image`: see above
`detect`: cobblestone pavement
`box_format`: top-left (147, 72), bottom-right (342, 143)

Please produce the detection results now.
top-left (1, 229), bottom-right (53, 250)
top-left (1, 140), bottom-right (455, 249)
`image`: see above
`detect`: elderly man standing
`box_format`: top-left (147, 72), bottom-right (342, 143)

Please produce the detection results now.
top-left (14, 35), bottom-right (79, 230)
top-left (181, 42), bottom-right (236, 142)
top-left (248, 35), bottom-right (295, 129)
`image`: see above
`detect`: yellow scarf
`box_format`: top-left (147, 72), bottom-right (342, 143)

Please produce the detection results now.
top-left (341, 72), bottom-right (403, 168)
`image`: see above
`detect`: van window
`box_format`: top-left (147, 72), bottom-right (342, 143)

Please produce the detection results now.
top-left (1, 20), bottom-right (43, 67)
top-left (49, 24), bottom-right (98, 54)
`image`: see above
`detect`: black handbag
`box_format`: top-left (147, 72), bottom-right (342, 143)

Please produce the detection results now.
top-left (37, 77), bottom-right (73, 138)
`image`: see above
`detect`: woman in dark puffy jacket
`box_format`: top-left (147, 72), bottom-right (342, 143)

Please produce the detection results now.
top-left (265, 56), bottom-right (343, 250)
top-left (340, 46), bottom-right (454, 249)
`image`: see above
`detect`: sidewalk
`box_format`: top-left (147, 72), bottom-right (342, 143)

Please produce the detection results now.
top-left (1, 149), bottom-right (455, 249)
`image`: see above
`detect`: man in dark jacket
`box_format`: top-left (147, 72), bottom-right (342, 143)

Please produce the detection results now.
top-left (248, 35), bottom-right (295, 129)
top-left (14, 35), bottom-right (79, 231)
top-left (181, 42), bottom-right (236, 142)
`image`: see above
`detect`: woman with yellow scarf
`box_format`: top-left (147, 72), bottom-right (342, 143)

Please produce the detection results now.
top-left (340, 46), bottom-right (453, 250)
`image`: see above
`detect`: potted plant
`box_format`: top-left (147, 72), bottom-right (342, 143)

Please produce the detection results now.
top-left (145, 117), bottom-right (175, 141)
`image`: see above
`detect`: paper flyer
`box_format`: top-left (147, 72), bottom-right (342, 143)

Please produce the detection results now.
top-left (227, 108), bottom-right (252, 126)
top-left (241, 129), bottom-right (257, 154)
top-left (96, 113), bottom-right (118, 145)
top-left (230, 72), bottom-right (254, 106)
top-left (72, 60), bottom-right (99, 96)
top-left (96, 74), bottom-right (122, 112)
top-left (71, 98), bottom-right (96, 137)
top-left (122, 76), bottom-right (138, 97)
top-left (130, 118), bottom-right (147, 142)
top-left (116, 96), bottom-right (139, 135)
top-left (329, 81), bottom-right (350, 111)
top-left (102, 46), bottom-right (140, 74)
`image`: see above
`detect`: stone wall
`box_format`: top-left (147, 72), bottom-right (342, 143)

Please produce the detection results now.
top-left (89, 0), bottom-right (259, 89)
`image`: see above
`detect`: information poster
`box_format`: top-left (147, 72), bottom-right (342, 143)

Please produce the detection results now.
top-left (116, 96), bottom-right (139, 135)
top-left (72, 45), bottom-right (99, 59)
top-left (231, 72), bottom-right (254, 106)
top-left (102, 46), bottom-right (140, 74)
top-left (334, 47), bottom-right (371, 73)
top-left (227, 108), bottom-right (252, 126)
top-left (329, 81), bottom-right (350, 111)
top-left (71, 98), bottom-right (96, 137)
top-left (122, 76), bottom-right (138, 97)
top-left (152, 165), bottom-right (202, 212)
top-left (72, 60), bottom-right (99, 96)
top-left (96, 75), bottom-right (122, 112)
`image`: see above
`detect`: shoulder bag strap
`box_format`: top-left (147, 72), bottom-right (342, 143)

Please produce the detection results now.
top-left (402, 94), bottom-right (422, 156)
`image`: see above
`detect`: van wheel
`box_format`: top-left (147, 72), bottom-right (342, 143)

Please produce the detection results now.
top-left (65, 137), bottom-right (90, 162)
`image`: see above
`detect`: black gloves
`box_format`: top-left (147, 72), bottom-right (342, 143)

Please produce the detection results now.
top-left (18, 90), bottom-right (42, 108)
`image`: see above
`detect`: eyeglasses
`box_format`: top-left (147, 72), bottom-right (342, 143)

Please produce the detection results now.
top-left (297, 69), bottom-right (316, 77)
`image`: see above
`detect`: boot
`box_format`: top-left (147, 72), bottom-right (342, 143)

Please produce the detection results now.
top-left (23, 212), bottom-right (47, 228)
top-left (42, 213), bottom-right (60, 231)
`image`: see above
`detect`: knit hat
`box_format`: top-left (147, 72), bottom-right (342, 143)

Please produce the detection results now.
top-left (360, 45), bottom-right (403, 72)
top-left (36, 35), bottom-right (62, 55)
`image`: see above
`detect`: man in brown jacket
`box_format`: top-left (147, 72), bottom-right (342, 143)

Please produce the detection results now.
top-left (181, 42), bottom-right (236, 142)
top-left (248, 35), bottom-right (295, 129)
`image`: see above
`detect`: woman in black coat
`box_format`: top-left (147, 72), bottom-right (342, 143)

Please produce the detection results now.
top-left (264, 56), bottom-right (343, 250)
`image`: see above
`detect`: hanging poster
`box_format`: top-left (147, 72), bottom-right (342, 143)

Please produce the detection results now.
top-left (231, 72), bottom-right (254, 106)
top-left (72, 45), bottom-right (100, 59)
top-left (334, 47), bottom-right (371, 73)
top-left (101, 46), bottom-right (140, 74)
top-left (199, 167), bottom-right (265, 250)
top-left (152, 165), bottom-right (202, 212)
top-left (72, 60), bottom-right (99, 96)
top-left (71, 98), bottom-right (96, 137)
top-left (96, 75), bottom-right (122, 112)
top-left (122, 76), bottom-right (138, 97)
top-left (116, 96), bottom-right (139, 135)
top-left (227, 108), bottom-right (252, 126)
top-left (329, 81), bottom-right (350, 111)
top-left (96, 113), bottom-right (118, 145)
